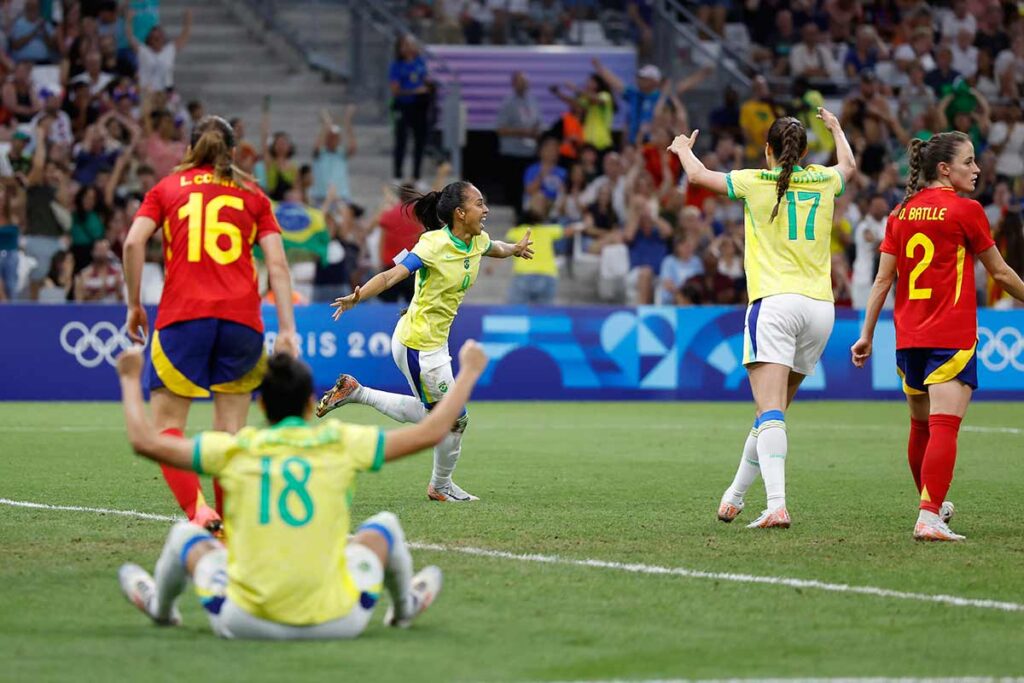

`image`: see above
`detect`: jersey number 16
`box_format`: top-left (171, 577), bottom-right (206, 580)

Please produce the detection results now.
top-left (179, 192), bottom-right (245, 265)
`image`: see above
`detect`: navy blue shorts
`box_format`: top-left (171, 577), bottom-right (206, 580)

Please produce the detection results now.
top-left (895, 344), bottom-right (978, 395)
top-left (145, 318), bottom-right (266, 398)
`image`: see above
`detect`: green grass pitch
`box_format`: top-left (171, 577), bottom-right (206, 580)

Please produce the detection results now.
top-left (2, 401), bottom-right (1024, 682)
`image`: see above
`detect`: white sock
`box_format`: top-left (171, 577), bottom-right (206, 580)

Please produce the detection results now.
top-left (724, 423), bottom-right (760, 504)
top-left (192, 547), bottom-right (228, 611)
top-left (756, 411), bottom-right (788, 512)
top-left (430, 431), bottom-right (462, 489)
top-left (356, 386), bottom-right (427, 423)
top-left (361, 512), bottom-right (414, 618)
top-left (918, 510), bottom-right (940, 525)
top-left (153, 521), bottom-right (209, 621)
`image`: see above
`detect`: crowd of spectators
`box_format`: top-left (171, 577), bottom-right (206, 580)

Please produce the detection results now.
top-left (477, 0), bottom-right (1024, 307)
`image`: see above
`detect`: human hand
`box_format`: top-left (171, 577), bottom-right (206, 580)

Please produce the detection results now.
top-left (116, 346), bottom-right (144, 379)
top-left (850, 337), bottom-right (872, 368)
top-left (667, 130), bottom-right (699, 156)
top-left (274, 329), bottom-right (300, 357)
top-left (126, 305), bottom-right (148, 344)
top-left (330, 286), bottom-right (361, 320)
top-left (816, 106), bottom-right (840, 131)
top-left (512, 229), bottom-right (534, 259)
top-left (458, 339), bottom-right (488, 375)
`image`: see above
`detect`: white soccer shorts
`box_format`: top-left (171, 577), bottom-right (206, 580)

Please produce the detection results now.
top-left (392, 335), bottom-right (455, 407)
top-left (742, 293), bottom-right (835, 376)
top-left (206, 543), bottom-right (384, 640)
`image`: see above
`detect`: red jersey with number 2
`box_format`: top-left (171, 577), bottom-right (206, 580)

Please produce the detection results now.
top-left (880, 186), bottom-right (994, 349)
top-left (136, 165), bottom-right (281, 332)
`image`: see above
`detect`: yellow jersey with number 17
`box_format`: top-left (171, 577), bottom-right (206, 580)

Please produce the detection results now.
top-left (193, 417), bottom-right (384, 625)
top-left (395, 227), bottom-right (492, 351)
top-left (726, 164), bottom-right (844, 302)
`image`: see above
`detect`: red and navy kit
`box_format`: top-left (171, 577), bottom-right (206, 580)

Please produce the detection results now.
top-left (135, 166), bottom-right (280, 398)
top-left (880, 186), bottom-right (994, 392)
top-left (136, 165), bottom-right (280, 333)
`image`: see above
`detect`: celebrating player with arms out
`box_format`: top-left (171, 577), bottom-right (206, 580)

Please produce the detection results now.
top-left (116, 340), bottom-right (490, 638)
top-left (670, 109), bottom-right (856, 528)
top-left (851, 132), bottom-right (1024, 541)
top-left (122, 116), bottom-right (298, 532)
top-left (317, 181), bottom-right (533, 502)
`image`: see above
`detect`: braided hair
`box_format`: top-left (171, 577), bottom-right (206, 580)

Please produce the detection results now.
top-left (401, 181), bottom-right (473, 231)
top-left (767, 117), bottom-right (808, 223)
top-left (900, 131), bottom-right (971, 210)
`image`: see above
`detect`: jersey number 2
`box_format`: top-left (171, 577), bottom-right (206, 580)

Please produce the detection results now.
top-left (786, 191), bottom-right (821, 240)
top-left (259, 456), bottom-right (315, 527)
top-left (179, 192), bottom-right (245, 265)
top-left (906, 232), bottom-right (966, 303)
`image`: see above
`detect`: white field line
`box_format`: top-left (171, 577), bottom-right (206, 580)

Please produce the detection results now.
top-left (3, 498), bottom-right (1024, 614)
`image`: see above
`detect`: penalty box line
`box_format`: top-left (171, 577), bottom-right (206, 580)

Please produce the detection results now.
top-left (3, 497), bottom-right (1023, 615)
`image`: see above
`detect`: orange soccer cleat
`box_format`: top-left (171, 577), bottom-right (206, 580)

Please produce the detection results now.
top-left (717, 500), bottom-right (744, 523)
top-left (746, 507), bottom-right (791, 529)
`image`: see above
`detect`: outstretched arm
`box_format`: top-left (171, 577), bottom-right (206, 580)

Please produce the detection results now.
top-left (383, 341), bottom-right (488, 460)
top-left (851, 252), bottom-right (896, 367)
top-left (667, 129), bottom-right (729, 195)
top-left (817, 106), bottom-right (857, 182)
top-left (485, 230), bottom-right (534, 259)
top-left (117, 348), bottom-right (194, 468)
top-left (331, 263), bottom-right (411, 320)
top-left (175, 9), bottom-right (193, 50)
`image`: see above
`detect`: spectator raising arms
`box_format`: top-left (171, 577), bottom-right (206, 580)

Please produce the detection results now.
top-left (125, 6), bottom-right (192, 92)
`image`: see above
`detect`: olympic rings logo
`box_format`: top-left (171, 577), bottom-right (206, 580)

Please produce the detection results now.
top-left (976, 326), bottom-right (1024, 372)
top-left (59, 321), bottom-right (135, 368)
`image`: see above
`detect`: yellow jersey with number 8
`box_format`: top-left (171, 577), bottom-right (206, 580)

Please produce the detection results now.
top-left (395, 227), bottom-right (491, 351)
top-left (193, 417), bottom-right (384, 625)
top-left (726, 164), bottom-right (844, 302)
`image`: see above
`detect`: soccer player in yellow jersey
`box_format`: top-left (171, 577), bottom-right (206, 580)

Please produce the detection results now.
top-left (669, 109), bottom-right (856, 529)
top-left (115, 341), bottom-right (489, 639)
top-left (316, 181), bottom-right (534, 502)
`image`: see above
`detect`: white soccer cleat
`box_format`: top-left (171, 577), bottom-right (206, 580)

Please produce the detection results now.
top-left (427, 481), bottom-right (479, 502)
top-left (718, 497), bottom-right (744, 523)
top-left (383, 565), bottom-right (443, 628)
top-left (746, 507), bottom-right (791, 529)
top-left (939, 501), bottom-right (955, 524)
top-left (118, 563), bottom-right (181, 626)
top-left (914, 518), bottom-right (965, 542)
top-left (316, 374), bottom-right (361, 417)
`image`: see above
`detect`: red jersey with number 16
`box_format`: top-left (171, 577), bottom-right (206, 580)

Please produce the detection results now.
top-left (880, 186), bottom-right (994, 349)
top-left (136, 165), bottom-right (281, 332)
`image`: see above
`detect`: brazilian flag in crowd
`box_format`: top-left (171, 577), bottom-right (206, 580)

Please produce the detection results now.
top-left (258, 201), bottom-right (329, 264)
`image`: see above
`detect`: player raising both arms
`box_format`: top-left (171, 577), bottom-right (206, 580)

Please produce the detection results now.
top-left (116, 340), bottom-right (489, 638)
top-left (851, 132), bottom-right (1024, 542)
top-left (670, 109), bottom-right (856, 528)
top-left (122, 116), bottom-right (298, 531)
top-left (317, 181), bottom-right (533, 502)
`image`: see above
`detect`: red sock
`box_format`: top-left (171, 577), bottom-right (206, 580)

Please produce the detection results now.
top-left (213, 479), bottom-right (224, 517)
top-left (908, 418), bottom-right (930, 493)
top-left (919, 414), bottom-right (962, 514)
top-left (158, 428), bottom-right (203, 520)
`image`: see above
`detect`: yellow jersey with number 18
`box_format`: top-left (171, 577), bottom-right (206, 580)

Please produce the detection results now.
top-left (395, 227), bottom-right (492, 351)
top-left (726, 164), bottom-right (844, 302)
top-left (193, 417), bottom-right (384, 625)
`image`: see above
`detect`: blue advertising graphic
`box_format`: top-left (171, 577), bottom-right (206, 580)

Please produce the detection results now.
top-left (2, 304), bottom-right (1024, 401)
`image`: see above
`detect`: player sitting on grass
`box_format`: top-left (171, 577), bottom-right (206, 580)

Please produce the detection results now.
top-left (114, 340), bottom-right (488, 639)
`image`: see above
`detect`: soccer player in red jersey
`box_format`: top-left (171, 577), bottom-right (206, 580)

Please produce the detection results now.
top-left (122, 116), bottom-right (299, 532)
top-left (851, 131), bottom-right (1024, 541)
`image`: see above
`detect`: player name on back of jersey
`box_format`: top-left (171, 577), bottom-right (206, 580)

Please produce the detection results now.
top-left (180, 173), bottom-right (243, 190)
top-left (897, 206), bottom-right (947, 222)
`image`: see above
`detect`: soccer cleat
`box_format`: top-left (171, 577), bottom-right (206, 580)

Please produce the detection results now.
top-left (914, 519), bottom-right (965, 542)
top-left (192, 505), bottom-right (224, 539)
top-left (316, 374), bottom-right (361, 417)
top-left (383, 565), bottom-right (443, 628)
top-left (939, 501), bottom-right (955, 524)
top-left (427, 481), bottom-right (480, 502)
top-left (718, 498), bottom-right (744, 523)
top-left (118, 563), bottom-right (181, 626)
top-left (746, 507), bottom-right (791, 529)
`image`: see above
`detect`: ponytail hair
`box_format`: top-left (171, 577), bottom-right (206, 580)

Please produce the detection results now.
top-left (900, 131), bottom-right (971, 209)
top-left (175, 115), bottom-right (253, 184)
top-left (766, 117), bottom-right (807, 223)
top-left (400, 180), bottom-right (472, 231)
